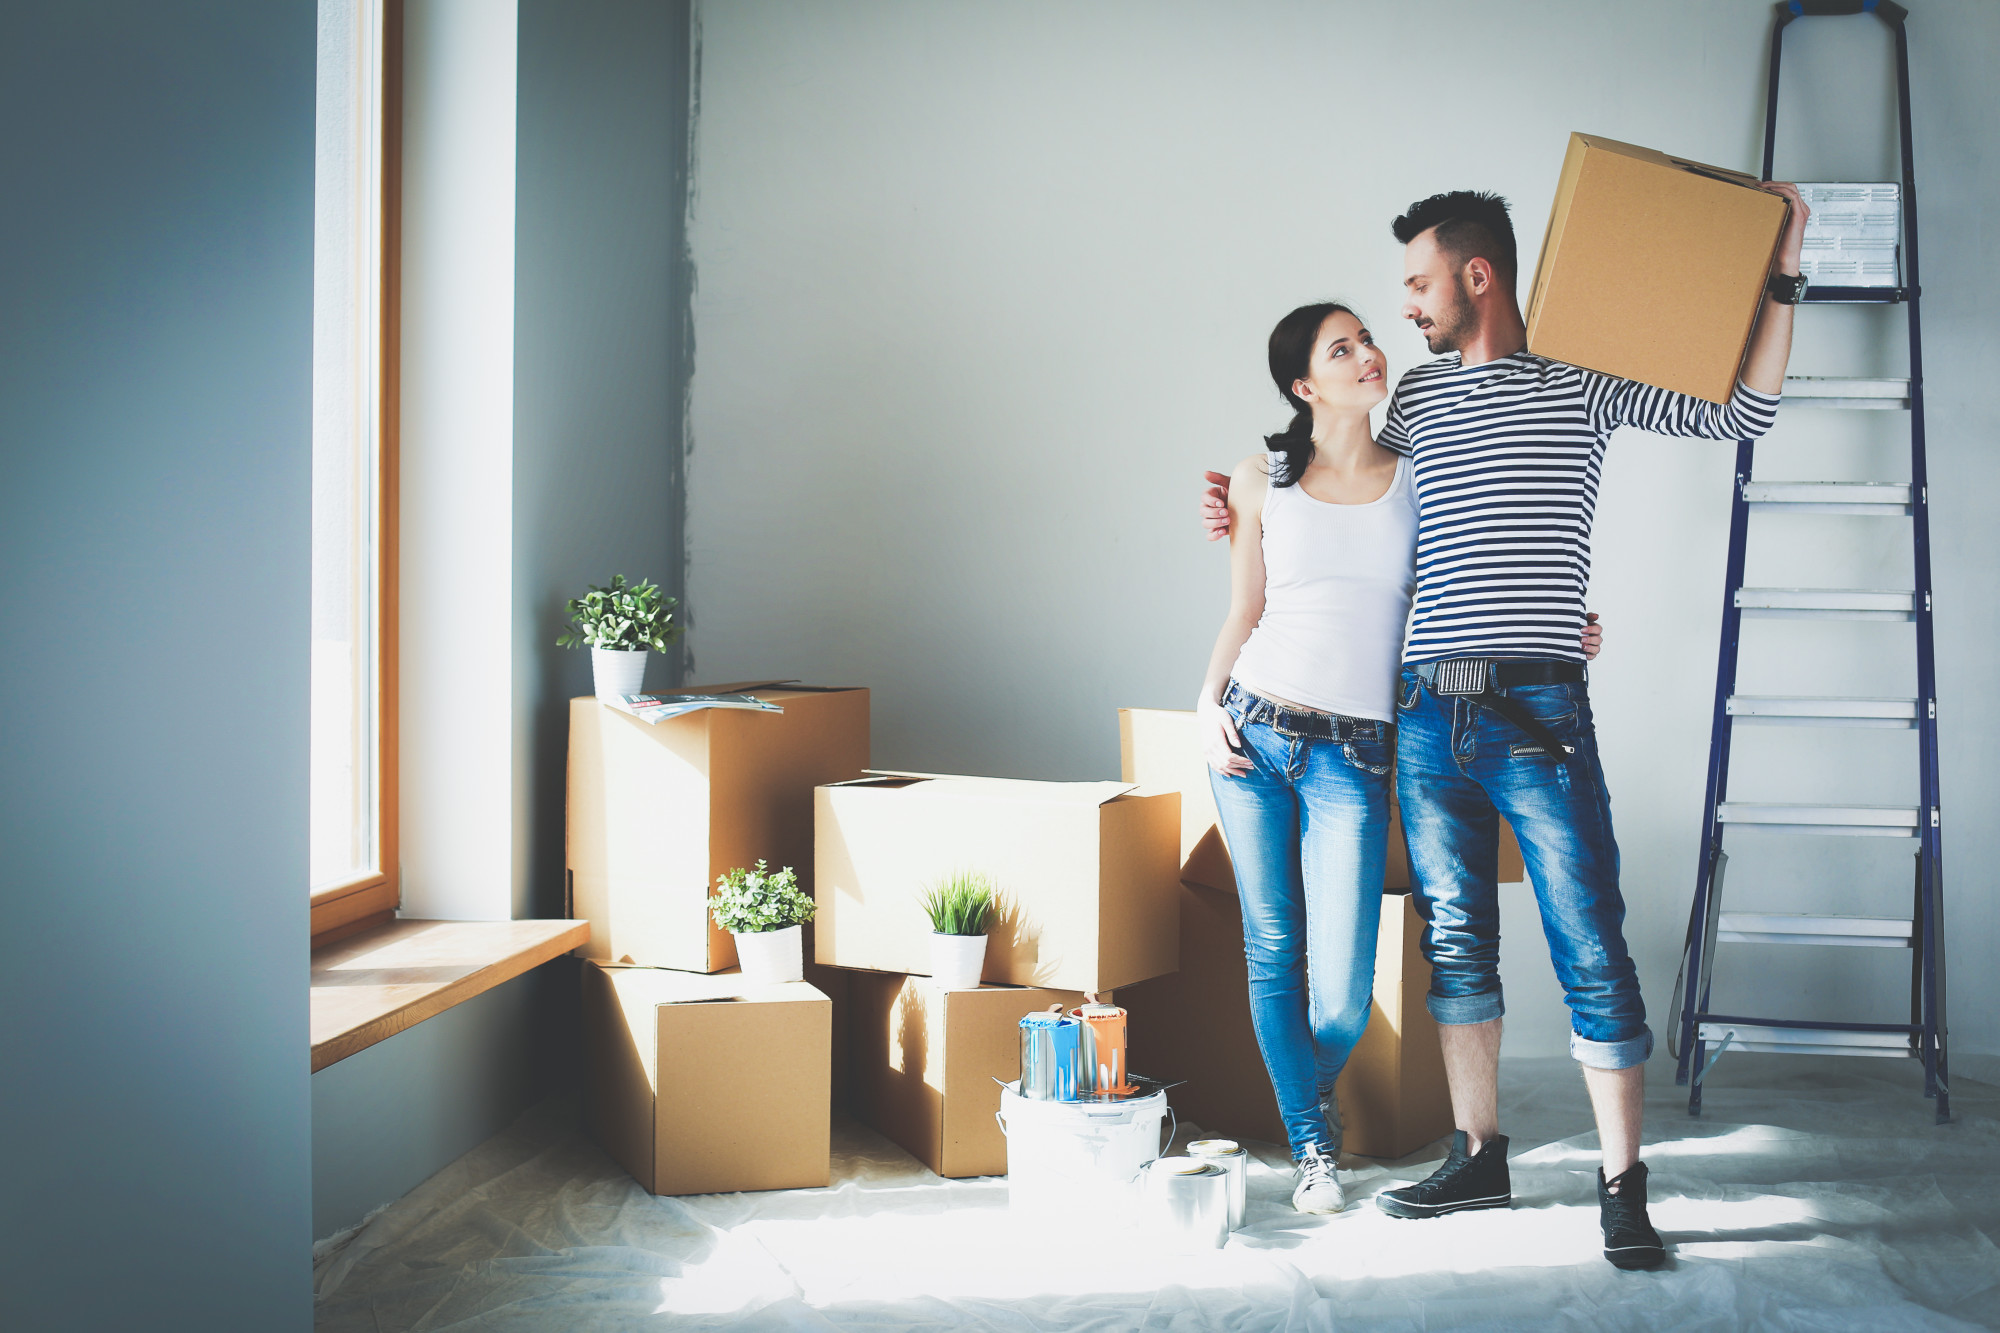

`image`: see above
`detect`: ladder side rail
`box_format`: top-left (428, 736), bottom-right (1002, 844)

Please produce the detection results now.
top-left (1678, 439), bottom-right (1757, 1092)
top-left (1888, 12), bottom-right (1949, 1120)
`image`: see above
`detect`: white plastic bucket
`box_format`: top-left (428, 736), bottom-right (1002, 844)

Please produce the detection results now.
top-left (996, 1081), bottom-right (1172, 1218)
top-left (928, 932), bottom-right (988, 989)
top-left (591, 647), bottom-right (648, 701)
top-left (732, 924), bottom-right (803, 984)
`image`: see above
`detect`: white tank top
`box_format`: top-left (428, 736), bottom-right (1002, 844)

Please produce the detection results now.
top-left (1230, 451), bottom-right (1419, 722)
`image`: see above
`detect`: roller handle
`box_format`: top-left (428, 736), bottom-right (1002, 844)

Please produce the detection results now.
top-left (1776, 0), bottom-right (1908, 22)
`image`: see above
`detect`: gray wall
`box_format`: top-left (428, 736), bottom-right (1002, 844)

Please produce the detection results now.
top-left (515, 0), bottom-right (696, 919)
top-left (0, 2), bottom-right (316, 1328)
top-left (685, 1), bottom-right (2000, 1061)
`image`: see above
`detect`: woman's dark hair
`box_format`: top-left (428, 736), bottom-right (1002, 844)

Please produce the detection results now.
top-left (1264, 302), bottom-right (1355, 487)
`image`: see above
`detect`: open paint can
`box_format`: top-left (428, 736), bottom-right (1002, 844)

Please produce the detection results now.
top-left (1142, 1158), bottom-right (1230, 1251)
top-left (1018, 1010), bottom-right (1081, 1101)
top-left (1186, 1138), bottom-right (1247, 1230)
top-left (997, 1080), bottom-right (1171, 1219)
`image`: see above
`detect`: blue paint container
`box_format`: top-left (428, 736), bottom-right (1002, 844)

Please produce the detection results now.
top-left (1019, 1010), bottom-right (1081, 1101)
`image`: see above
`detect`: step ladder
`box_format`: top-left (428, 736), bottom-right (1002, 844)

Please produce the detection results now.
top-left (1671, 0), bottom-right (1949, 1123)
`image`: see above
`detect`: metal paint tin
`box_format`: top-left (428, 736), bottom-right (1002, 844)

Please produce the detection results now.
top-left (1186, 1138), bottom-right (1248, 1230)
top-left (1018, 1010), bottom-right (1081, 1101)
top-left (1142, 1158), bottom-right (1230, 1251)
top-left (1069, 1002), bottom-right (1131, 1095)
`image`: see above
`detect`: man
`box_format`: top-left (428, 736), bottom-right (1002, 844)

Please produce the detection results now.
top-left (1201, 184), bottom-right (1809, 1269)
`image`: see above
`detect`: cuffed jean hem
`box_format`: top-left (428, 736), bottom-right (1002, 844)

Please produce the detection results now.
top-left (1427, 989), bottom-right (1505, 1026)
top-left (1569, 1026), bottom-right (1654, 1070)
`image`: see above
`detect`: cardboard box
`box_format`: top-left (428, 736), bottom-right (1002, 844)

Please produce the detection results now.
top-left (567, 684), bottom-right (869, 972)
top-left (1120, 888), bottom-right (1451, 1160)
top-left (582, 961), bottom-right (831, 1195)
top-left (1526, 132), bottom-right (1789, 404)
top-left (847, 973), bottom-right (1099, 1178)
top-left (815, 775), bottom-right (1180, 992)
top-left (1115, 708), bottom-right (1522, 892)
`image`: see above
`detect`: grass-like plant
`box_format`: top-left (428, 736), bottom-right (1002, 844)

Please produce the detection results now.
top-left (555, 574), bottom-right (684, 653)
top-left (709, 861), bottom-right (816, 934)
top-left (920, 871), bottom-right (998, 937)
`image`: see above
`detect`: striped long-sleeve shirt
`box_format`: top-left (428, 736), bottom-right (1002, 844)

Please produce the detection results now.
top-left (1377, 352), bottom-right (1782, 664)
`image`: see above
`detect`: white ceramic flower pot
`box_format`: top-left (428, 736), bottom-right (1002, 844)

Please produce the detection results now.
top-left (733, 923), bottom-right (804, 985)
top-left (929, 931), bottom-right (989, 990)
top-left (591, 647), bottom-right (648, 701)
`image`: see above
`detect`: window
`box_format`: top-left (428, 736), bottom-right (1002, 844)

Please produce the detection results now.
top-left (311, 0), bottom-right (400, 944)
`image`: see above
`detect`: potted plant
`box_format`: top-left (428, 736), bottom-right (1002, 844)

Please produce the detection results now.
top-left (709, 861), bottom-right (816, 984)
top-left (555, 573), bottom-right (683, 701)
top-left (920, 871), bottom-right (998, 990)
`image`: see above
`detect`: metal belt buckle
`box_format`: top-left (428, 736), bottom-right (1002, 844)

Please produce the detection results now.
top-left (1432, 659), bottom-right (1489, 696)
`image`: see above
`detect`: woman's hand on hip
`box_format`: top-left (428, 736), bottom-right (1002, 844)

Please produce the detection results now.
top-left (1198, 696), bottom-right (1252, 776)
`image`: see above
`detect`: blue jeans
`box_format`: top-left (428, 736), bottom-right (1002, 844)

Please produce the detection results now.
top-left (1208, 681), bottom-right (1389, 1159)
top-left (1393, 667), bottom-right (1652, 1070)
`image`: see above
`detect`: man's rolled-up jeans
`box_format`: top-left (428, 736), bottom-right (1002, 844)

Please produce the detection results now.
top-left (1393, 665), bottom-right (1652, 1069)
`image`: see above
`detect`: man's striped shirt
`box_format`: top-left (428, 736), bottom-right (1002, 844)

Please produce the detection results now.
top-left (1377, 352), bottom-right (1781, 664)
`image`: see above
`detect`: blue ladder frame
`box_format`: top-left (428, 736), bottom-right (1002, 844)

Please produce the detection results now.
top-left (1672, 0), bottom-right (1949, 1124)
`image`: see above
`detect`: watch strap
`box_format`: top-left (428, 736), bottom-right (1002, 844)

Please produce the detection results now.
top-left (1766, 271), bottom-right (1809, 305)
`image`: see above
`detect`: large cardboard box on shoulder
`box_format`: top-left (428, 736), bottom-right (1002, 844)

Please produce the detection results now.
top-left (1526, 131), bottom-right (1790, 404)
top-left (567, 683), bottom-right (869, 973)
top-left (583, 961), bottom-right (830, 1195)
top-left (1115, 708), bottom-right (1520, 1159)
top-left (815, 774), bottom-right (1180, 992)
top-left (847, 973), bottom-right (1100, 1178)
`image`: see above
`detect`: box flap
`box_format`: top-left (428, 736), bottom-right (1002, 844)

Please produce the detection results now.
top-left (597, 963), bottom-right (827, 1008)
top-left (860, 771), bottom-right (1141, 807)
top-left (1574, 132), bottom-right (1762, 190)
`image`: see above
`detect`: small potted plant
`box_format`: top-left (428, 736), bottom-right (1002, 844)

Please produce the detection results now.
top-left (920, 871), bottom-right (998, 990)
top-left (555, 573), bottom-right (683, 701)
top-left (709, 861), bottom-right (816, 984)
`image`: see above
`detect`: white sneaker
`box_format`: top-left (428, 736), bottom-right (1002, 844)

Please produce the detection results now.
top-left (1292, 1142), bottom-right (1345, 1214)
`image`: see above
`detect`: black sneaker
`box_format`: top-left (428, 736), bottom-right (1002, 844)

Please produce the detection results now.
top-left (1599, 1162), bottom-right (1667, 1270)
top-left (1376, 1130), bottom-right (1512, 1219)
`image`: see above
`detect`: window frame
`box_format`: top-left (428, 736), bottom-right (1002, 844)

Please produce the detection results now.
top-left (311, 0), bottom-right (402, 949)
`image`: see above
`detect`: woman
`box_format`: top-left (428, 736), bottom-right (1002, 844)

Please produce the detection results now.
top-left (1197, 303), bottom-right (1600, 1214)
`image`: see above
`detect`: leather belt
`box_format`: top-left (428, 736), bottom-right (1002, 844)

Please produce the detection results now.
top-left (1414, 658), bottom-right (1584, 760)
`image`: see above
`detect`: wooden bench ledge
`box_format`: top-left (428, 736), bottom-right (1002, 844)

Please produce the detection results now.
top-left (311, 918), bottom-right (589, 1071)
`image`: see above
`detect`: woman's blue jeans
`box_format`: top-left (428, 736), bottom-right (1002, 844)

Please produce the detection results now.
top-left (1208, 682), bottom-right (1388, 1160)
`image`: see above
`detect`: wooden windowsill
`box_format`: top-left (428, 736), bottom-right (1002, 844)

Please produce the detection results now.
top-left (311, 917), bottom-right (589, 1072)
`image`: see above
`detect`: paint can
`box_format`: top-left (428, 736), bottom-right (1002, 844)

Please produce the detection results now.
top-left (1186, 1138), bottom-right (1248, 1230)
top-left (1142, 1158), bottom-right (1231, 1251)
top-left (1019, 1009), bottom-right (1080, 1101)
top-left (996, 1080), bottom-right (1172, 1219)
top-left (1069, 1002), bottom-right (1132, 1096)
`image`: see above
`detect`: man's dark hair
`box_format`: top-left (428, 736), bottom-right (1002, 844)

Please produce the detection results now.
top-left (1392, 190), bottom-right (1517, 286)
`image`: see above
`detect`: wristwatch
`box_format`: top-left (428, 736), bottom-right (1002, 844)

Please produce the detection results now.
top-left (1766, 271), bottom-right (1809, 305)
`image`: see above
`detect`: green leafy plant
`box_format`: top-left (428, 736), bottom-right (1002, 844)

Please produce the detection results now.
top-left (555, 574), bottom-right (684, 653)
top-left (920, 871), bottom-right (998, 937)
top-left (709, 861), bottom-right (816, 934)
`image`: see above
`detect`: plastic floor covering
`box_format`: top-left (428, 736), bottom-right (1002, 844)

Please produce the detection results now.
top-left (313, 1055), bottom-right (2000, 1332)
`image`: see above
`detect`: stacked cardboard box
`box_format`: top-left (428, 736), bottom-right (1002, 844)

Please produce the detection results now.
top-left (1115, 708), bottom-right (1523, 1160)
top-left (568, 684), bottom-right (868, 1196)
top-left (814, 771), bottom-right (1184, 1176)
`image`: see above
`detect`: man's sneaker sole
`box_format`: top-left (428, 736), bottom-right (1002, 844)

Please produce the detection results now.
top-left (1375, 1190), bottom-right (1512, 1220)
top-left (1604, 1241), bottom-right (1667, 1271)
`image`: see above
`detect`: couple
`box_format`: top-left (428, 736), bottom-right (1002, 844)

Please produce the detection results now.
top-left (1198, 185), bottom-right (1807, 1269)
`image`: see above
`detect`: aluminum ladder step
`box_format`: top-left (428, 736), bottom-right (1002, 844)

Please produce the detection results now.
top-left (1726, 695), bottom-right (1918, 728)
top-left (1697, 1022), bottom-right (1912, 1059)
top-left (1782, 376), bottom-right (1911, 409)
top-left (1715, 913), bottom-right (1914, 947)
top-left (1742, 481), bottom-right (1912, 515)
top-left (1801, 286), bottom-right (1911, 304)
top-left (1735, 587), bottom-right (1915, 620)
top-left (1717, 803), bottom-right (1920, 837)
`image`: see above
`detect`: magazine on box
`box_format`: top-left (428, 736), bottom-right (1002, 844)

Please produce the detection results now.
top-left (607, 693), bottom-right (784, 725)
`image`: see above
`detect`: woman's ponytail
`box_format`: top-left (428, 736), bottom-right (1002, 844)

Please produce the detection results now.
top-left (1263, 301), bottom-right (1354, 488)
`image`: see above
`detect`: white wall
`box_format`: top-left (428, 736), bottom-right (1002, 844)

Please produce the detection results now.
top-left (0, 3), bottom-right (315, 1326)
top-left (686, 0), bottom-right (2000, 1062)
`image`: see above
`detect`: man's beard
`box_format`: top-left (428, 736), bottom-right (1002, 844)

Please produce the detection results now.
top-left (1417, 277), bottom-right (1476, 353)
